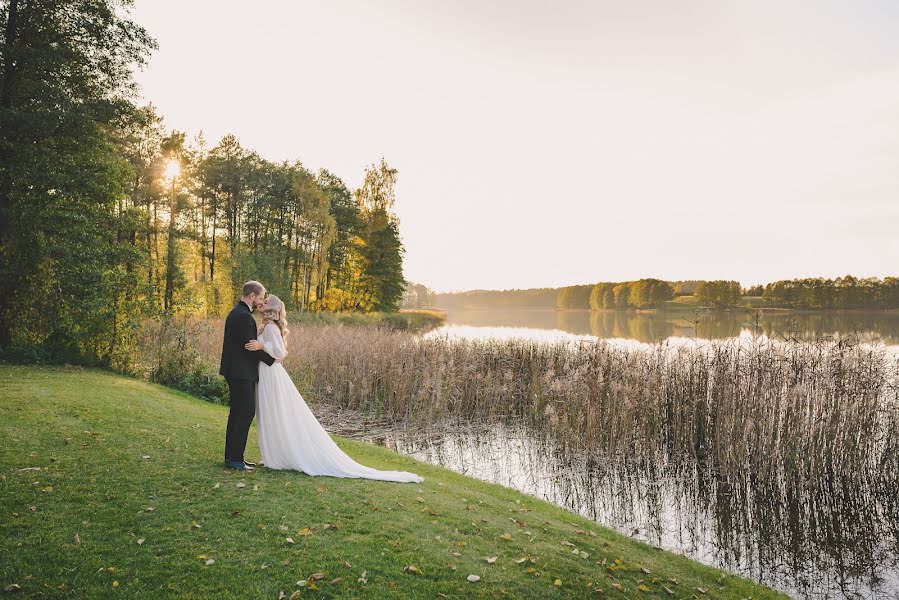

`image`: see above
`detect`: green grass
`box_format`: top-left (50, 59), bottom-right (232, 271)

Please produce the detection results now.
top-left (0, 365), bottom-right (785, 599)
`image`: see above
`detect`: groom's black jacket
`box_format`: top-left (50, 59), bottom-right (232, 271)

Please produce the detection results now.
top-left (219, 300), bottom-right (275, 381)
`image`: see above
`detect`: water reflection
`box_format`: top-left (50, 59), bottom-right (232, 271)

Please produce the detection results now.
top-left (342, 421), bottom-right (899, 599)
top-left (431, 308), bottom-right (899, 348)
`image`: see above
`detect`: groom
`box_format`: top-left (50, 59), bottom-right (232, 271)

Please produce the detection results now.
top-left (219, 280), bottom-right (280, 470)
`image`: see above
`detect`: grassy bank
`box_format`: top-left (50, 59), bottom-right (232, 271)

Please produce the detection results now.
top-left (0, 365), bottom-right (784, 598)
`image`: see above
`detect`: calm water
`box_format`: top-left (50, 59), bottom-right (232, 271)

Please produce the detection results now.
top-left (334, 308), bottom-right (899, 599)
top-left (425, 308), bottom-right (899, 353)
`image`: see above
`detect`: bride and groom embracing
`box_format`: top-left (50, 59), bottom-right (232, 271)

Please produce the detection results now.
top-left (218, 280), bottom-right (422, 483)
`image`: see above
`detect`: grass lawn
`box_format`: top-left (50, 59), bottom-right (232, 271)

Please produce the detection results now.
top-left (0, 365), bottom-right (786, 599)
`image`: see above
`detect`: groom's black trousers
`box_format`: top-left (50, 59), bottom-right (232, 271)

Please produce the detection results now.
top-left (224, 378), bottom-right (256, 463)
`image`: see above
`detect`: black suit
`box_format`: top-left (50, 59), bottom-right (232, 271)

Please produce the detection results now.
top-left (219, 300), bottom-right (275, 463)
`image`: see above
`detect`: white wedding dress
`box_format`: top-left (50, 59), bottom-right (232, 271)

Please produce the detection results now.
top-left (255, 323), bottom-right (423, 483)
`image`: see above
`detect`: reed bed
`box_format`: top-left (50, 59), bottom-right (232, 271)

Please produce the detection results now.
top-left (184, 321), bottom-right (899, 481)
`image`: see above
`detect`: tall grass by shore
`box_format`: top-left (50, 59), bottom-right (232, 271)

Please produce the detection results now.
top-left (137, 317), bottom-right (899, 483)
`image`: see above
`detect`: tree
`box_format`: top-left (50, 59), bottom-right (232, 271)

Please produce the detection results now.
top-left (0, 0), bottom-right (155, 358)
top-left (354, 159), bottom-right (405, 312)
top-left (557, 285), bottom-right (592, 309)
top-left (695, 281), bottom-right (741, 307)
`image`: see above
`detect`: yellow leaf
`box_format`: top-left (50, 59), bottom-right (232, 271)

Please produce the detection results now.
top-left (298, 528), bottom-right (313, 537)
top-left (403, 564), bottom-right (424, 576)
top-left (639, 584), bottom-right (650, 592)
top-left (112, 581), bottom-right (119, 588)
top-left (499, 533), bottom-right (513, 541)
top-left (554, 578), bottom-right (562, 586)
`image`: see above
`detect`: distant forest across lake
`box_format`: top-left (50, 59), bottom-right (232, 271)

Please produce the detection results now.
top-left (402, 276), bottom-right (899, 311)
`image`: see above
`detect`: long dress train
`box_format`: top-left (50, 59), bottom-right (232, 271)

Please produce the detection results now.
top-left (255, 323), bottom-right (423, 483)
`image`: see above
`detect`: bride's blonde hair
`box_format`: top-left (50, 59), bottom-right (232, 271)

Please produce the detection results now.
top-left (259, 294), bottom-right (289, 338)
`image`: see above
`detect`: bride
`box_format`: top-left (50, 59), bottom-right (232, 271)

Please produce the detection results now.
top-left (244, 295), bottom-right (423, 483)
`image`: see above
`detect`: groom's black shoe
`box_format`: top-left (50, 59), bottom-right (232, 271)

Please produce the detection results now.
top-left (225, 460), bottom-right (254, 471)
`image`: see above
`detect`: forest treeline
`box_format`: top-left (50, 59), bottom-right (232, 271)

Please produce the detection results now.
top-left (0, 0), bottom-right (405, 365)
top-left (432, 276), bottom-right (899, 311)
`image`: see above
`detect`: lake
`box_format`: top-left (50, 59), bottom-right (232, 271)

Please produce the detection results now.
top-left (424, 307), bottom-right (899, 352)
top-left (323, 307), bottom-right (899, 599)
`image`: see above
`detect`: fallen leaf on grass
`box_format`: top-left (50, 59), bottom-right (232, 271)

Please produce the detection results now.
top-left (213, 482), bottom-right (221, 489)
top-left (4, 584), bottom-right (22, 593)
top-left (289, 592), bottom-right (301, 600)
top-left (403, 565), bottom-right (424, 576)
top-left (141, 455), bottom-right (150, 460)
top-left (205, 559), bottom-right (215, 566)
top-left (278, 525), bottom-right (289, 532)
top-left (329, 577), bottom-right (342, 584)
top-left (343, 561), bottom-right (352, 568)
top-left (310, 572), bottom-right (325, 581)
top-left (297, 527), bottom-right (313, 537)
top-left (357, 570), bottom-right (368, 584)
top-left (467, 575), bottom-right (480, 583)
top-left (136, 538), bottom-right (144, 545)
top-left (638, 584), bottom-right (650, 592)
top-left (285, 537), bottom-right (295, 544)
top-left (513, 557), bottom-right (528, 564)
top-left (74, 533), bottom-right (80, 545)
top-left (236, 482), bottom-right (246, 489)
top-left (554, 578), bottom-right (562, 586)
top-left (696, 587), bottom-right (707, 594)
top-left (485, 557), bottom-right (497, 564)
top-left (499, 533), bottom-right (513, 541)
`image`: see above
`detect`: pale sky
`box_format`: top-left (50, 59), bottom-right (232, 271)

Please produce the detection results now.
top-left (132, 1), bottom-right (899, 292)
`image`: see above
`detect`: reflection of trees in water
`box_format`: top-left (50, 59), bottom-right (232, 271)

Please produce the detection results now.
top-left (367, 423), bottom-right (899, 598)
top-left (445, 308), bottom-right (899, 345)
top-left (473, 308), bottom-right (899, 344)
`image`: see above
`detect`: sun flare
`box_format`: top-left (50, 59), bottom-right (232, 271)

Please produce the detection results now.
top-left (164, 158), bottom-right (181, 180)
